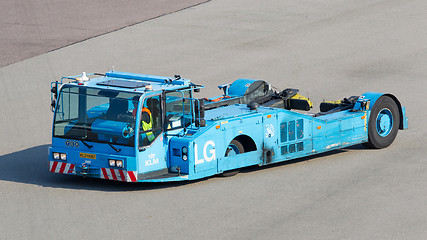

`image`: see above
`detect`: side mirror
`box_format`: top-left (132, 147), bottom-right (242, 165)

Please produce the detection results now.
top-left (194, 99), bottom-right (206, 127)
top-left (50, 82), bottom-right (59, 112)
top-left (51, 84), bottom-right (58, 99)
top-left (51, 99), bottom-right (56, 112)
top-left (218, 83), bottom-right (230, 95)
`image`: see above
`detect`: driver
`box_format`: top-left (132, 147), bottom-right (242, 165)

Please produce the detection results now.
top-left (132, 97), bottom-right (155, 145)
top-left (140, 106), bottom-right (155, 143)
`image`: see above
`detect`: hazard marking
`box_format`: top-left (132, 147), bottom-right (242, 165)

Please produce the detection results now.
top-left (49, 161), bottom-right (76, 174)
top-left (50, 161), bottom-right (136, 182)
top-left (100, 168), bottom-right (137, 182)
top-left (127, 171), bottom-right (137, 182)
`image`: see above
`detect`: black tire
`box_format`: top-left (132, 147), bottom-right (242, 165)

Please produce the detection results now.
top-left (220, 140), bottom-right (244, 177)
top-left (365, 96), bottom-right (400, 149)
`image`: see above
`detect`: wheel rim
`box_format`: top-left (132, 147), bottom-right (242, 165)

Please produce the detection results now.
top-left (376, 108), bottom-right (393, 137)
top-left (227, 144), bottom-right (240, 156)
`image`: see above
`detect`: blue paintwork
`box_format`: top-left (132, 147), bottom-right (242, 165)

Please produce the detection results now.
top-left (92, 119), bottom-right (134, 138)
top-left (105, 71), bottom-right (189, 86)
top-left (205, 78), bottom-right (260, 101)
top-left (49, 72), bottom-right (408, 183)
top-left (55, 71), bottom-right (192, 93)
top-left (376, 109), bottom-right (393, 137)
top-left (355, 92), bottom-right (384, 108)
top-left (227, 79), bottom-right (259, 96)
top-left (402, 107), bottom-right (408, 129)
top-left (49, 137), bottom-right (136, 173)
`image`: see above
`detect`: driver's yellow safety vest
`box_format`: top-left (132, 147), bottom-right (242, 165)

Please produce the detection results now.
top-left (141, 107), bottom-right (155, 142)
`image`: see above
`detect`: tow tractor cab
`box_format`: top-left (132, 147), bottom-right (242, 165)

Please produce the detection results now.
top-left (49, 71), bottom-right (408, 182)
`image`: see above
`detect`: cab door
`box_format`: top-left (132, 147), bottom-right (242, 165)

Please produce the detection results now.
top-left (164, 90), bottom-right (194, 172)
top-left (164, 90), bottom-right (192, 131)
top-left (136, 94), bottom-right (167, 175)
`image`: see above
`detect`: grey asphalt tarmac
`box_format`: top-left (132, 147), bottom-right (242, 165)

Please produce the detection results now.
top-left (0, 0), bottom-right (208, 67)
top-left (1, 0), bottom-right (426, 239)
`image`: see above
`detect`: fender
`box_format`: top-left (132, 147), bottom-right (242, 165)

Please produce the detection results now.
top-left (356, 92), bottom-right (408, 130)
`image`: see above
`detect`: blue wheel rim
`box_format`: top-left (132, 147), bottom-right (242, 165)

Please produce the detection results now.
top-left (227, 144), bottom-right (240, 156)
top-left (376, 108), bottom-right (393, 137)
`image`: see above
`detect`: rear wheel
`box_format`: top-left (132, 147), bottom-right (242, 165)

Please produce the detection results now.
top-left (365, 96), bottom-right (400, 149)
top-left (221, 140), bottom-right (244, 177)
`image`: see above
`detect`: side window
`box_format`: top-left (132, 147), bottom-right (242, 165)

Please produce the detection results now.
top-left (55, 87), bottom-right (79, 122)
top-left (139, 95), bottom-right (162, 148)
top-left (53, 88), bottom-right (79, 137)
top-left (165, 90), bottom-right (191, 130)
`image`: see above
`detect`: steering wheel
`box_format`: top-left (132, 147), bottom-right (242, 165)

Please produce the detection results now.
top-left (122, 124), bottom-right (135, 138)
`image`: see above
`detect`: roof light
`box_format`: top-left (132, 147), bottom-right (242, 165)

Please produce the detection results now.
top-left (145, 85), bottom-right (153, 91)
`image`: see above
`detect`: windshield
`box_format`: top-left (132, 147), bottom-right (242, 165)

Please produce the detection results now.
top-left (53, 85), bottom-right (141, 147)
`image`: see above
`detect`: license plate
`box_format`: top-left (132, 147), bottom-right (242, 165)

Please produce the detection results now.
top-left (80, 153), bottom-right (96, 159)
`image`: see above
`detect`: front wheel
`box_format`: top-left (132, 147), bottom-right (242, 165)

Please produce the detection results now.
top-left (365, 96), bottom-right (400, 149)
top-left (221, 140), bottom-right (244, 177)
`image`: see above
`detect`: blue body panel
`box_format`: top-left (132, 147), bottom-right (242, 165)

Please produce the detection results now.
top-left (49, 138), bottom-right (136, 175)
top-left (166, 104), bottom-right (368, 181)
top-left (402, 107), bottom-right (408, 129)
top-left (206, 78), bottom-right (261, 101)
top-left (49, 72), bottom-right (407, 183)
top-left (105, 71), bottom-right (189, 86)
top-left (227, 79), bottom-right (259, 96)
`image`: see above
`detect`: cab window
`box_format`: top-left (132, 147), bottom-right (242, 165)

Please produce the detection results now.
top-left (165, 90), bottom-right (192, 130)
top-left (139, 95), bottom-right (162, 148)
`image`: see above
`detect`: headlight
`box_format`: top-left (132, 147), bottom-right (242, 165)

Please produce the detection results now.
top-left (182, 147), bottom-right (188, 154)
top-left (182, 154), bottom-right (188, 161)
top-left (60, 153), bottom-right (67, 161)
top-left (116, 160), bottom-right (123, 168)
top-left (53, 152), bottom-right (60, 160)
top-left (109, 159), bottom-right (116, 167)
